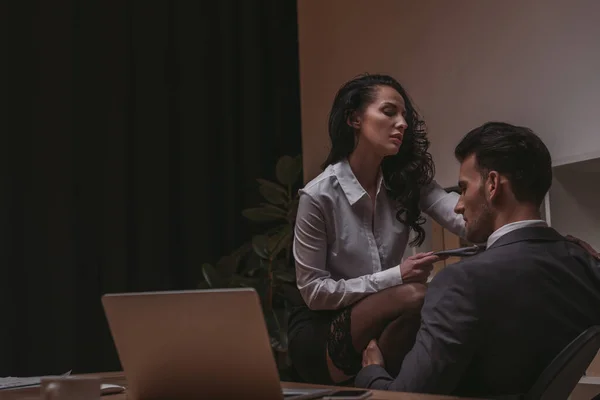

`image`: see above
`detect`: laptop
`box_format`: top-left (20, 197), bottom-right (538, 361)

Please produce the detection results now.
top-left (102, 288), bottom-right (333, 400)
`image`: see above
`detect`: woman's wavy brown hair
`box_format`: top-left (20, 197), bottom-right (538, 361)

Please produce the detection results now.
top-left (321, 73), bottom-right (434, 246)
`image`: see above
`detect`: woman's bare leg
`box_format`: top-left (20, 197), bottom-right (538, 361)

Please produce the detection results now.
top-left (325, 283), bottom-right (427, 382)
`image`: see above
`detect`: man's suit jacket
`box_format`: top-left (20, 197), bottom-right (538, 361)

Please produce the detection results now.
top-left (355, 227), bottom-right (600, 398)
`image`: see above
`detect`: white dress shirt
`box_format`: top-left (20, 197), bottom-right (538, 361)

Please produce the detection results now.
top-left (293, 159), bottom-right (466, 311)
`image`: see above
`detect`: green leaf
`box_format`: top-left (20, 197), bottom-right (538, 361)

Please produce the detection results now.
top-left (216, 255), bottom-right (239, 277)
top-left (244, 264), bottom-right (263, 276)
top-left (257, 178), bottom-right (287, 192)
top-left (266, 309), bottom-right (289, 352)
top-left (274, 269), bottom-right (296, 283)
top-left (201, 263), bottom-right (221, 288)
top-left (239, 252), bottom-right (265, 276)
top-left (230, 242), bottom-right (253, 258)
top-left (267, 225), bottom-right (293, 260)
top-left (197, 280), bottom-right (211, 290)
top-left (272, 259), bottom-right (293, 273)
top-left (265, 310), bottom-right (287, 352)
top-left (252, 235), bottom-right (271, 259)
top-left (242, 206), bottom-right (287, 222)
top-left (277, 330), bottom-right (289, 353)
top-left (259, 183), bottom-right (287, 205)
top-left (229, 274), bottom-right (260, 288)
top-left (276, 155), bottom-right (302, 186)
top-left (270, 337), bottom-right (284, 352)
top-left (259, 203), bottom-right (288, 215)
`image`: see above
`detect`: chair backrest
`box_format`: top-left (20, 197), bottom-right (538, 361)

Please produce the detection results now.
top-left (524, 326), bottom-right (600, 400)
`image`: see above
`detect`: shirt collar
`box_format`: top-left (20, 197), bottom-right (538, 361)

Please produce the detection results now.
top-left (333, 159), bottom-right (384, 206)
top-left (486, 219), bottom-right (548, 248)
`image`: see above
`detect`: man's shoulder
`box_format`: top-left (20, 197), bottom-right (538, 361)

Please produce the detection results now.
top-left (429, 259), bottom-right (479, 291)
top-left (431, 236), bottom-right (587, 287)
top-left (428, 250), bottom-right (512, 294)
top-left (435, 252), bottom-right (496, 279)
top-left (445, 240), bottom-right (542, 271)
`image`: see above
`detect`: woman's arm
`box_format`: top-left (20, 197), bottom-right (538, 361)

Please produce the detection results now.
top-left (293, 193), bottom-right (403, 311)
top-left (420, 180), bottom-right (466, 238)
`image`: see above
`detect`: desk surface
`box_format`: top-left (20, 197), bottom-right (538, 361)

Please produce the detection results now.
top-left (3, 371), bottom-right (469, 400)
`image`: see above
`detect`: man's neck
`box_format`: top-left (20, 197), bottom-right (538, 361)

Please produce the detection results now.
top-left (492, 204), bottom-right (542, 232)
top-left (486, 210), bottom-right (547, 248)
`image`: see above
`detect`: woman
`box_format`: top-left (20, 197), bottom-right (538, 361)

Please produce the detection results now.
top-left (288, 74), bottom-right (466, 385)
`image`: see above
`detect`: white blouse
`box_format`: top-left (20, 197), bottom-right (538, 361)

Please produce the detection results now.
top-left (293, 159), bottom-right (465, 311)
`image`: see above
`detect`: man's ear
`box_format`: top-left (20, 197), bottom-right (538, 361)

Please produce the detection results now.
top-left (486, 171), bottom-right (501, 201)
top-left (346, 110), bottom-right (361, 129)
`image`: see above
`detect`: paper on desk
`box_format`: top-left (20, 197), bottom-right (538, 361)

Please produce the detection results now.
top-left (0, 370), bottom-right (71, 390)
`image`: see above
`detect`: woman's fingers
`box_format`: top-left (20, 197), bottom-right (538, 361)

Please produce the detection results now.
top-left (414, 254), bottom-right (444, 266)
top-left (410, 251), bottom-right (434, 260)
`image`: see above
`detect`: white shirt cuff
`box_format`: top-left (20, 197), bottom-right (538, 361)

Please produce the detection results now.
top-left (374, 265), bottom-right (403, 289)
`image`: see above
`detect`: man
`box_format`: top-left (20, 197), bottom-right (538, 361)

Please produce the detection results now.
top-left (355, 122), bottom-right (600, 398)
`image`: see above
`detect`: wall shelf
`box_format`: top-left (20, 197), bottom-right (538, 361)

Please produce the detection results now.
top-left (552, 149), bottom-right (600, 169)
top-left (543, 156), bottom-right (600, 250)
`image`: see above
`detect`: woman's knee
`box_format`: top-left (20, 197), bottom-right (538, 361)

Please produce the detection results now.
top-left (388, 282), bottom-right (427, 312)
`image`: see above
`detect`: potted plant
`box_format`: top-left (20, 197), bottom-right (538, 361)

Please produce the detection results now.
top-left (199, 154), bottom-right (304, 379)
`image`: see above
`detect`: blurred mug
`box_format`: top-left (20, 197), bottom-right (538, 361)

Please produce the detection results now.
top-left (40, 376), bottom-right (100, 400)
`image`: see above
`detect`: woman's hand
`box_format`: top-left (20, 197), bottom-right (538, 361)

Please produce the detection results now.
top-left (399, 252), bottom-right (446, 283)
top-left (362, 339), bottom-right (385, 368)
top-left (566, 235), bottom-right (599, 260)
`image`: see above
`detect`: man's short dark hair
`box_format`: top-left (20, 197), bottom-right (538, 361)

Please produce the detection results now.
top-left (454, 122), bottom-right (552, 207)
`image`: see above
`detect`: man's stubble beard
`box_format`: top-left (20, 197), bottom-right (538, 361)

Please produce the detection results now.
top-left (466, 190), bottom-right (495, 244)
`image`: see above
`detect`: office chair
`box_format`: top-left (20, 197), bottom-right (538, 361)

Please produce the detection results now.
top-left (523, 326), bottom-right (600, 400)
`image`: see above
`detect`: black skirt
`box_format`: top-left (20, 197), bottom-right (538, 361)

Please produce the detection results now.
top-left (288, 305), bottom-right (333, 384)
top-left (288, 305), bottom-right (361, 385)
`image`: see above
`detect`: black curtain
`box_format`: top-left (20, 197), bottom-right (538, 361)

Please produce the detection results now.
top-left (3, 0), bottom-right (302, 376)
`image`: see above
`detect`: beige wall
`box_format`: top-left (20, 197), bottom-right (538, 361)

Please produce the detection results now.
top-left (297, 0), bottom-right (600, 187)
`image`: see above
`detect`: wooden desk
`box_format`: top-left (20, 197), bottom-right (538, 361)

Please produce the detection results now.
top-left (2, 371), bottom-right (468, 400)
